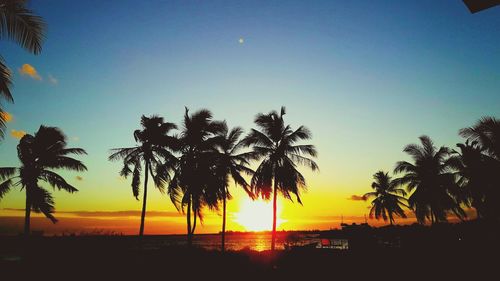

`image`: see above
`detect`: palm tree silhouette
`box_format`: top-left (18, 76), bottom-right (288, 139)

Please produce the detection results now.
top-left (460, 117), bottom-right (500, 160)
top-left (0, 126), bottom-right (86, 235)
top-left (393, 135), bottom-right (465, 225)
top-left (456, 117), bottom-right (500, 222)
top-left (447, 141), bottom-right (493, 219)
top-left (109, 115), bottom-right (177, 236)
top-left (0, 0), bottom-right (45, 139)
top-left (364, 171), bottom-right (407, 225)
top-left (168, 108), bottom-right (224, 246)
top-left (241, 106), bottom-right (318, 250)
top-left (213, 122), bottom-right (254, 251)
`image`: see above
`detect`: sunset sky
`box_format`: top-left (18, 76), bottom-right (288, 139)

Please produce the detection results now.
top-left (0, 1), bottom-right (499, 235)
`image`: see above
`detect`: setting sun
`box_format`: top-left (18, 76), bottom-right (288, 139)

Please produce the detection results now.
top-left (234, 198), bottom-right (286, 231)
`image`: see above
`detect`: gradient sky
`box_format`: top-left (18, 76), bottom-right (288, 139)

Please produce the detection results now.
top-left (0, 0), bottom-right (499, 235)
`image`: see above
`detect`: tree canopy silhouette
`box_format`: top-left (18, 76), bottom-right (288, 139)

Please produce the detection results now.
top-left (0, 125), bottom-right (86, 235)
top-left (109, 115), bottom-right (177, 236)
top-left (456, 117), bottom-right (500, 222)
top-left (0, 0), bottom-right (46, 139)
top-left (394, 136), bottom-right (465, 224)
top-left (242, 106), bottom-right (318, 250)
top-left (364, 171), bottom-right (407, 225)
top-left (213, 122), bottom-right (254, 251)
top-left (168, 108), bottom-right (225, 246)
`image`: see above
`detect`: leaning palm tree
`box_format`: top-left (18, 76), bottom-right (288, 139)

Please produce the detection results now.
top-left (0, 0), bottom-right (46, 139)
top-left (242, 106), bottom-right (318, 250)
top-left (0, 126), bottom-right (86, 235)
top-left (213, 122), bottom-right (254, 251)
top-left (393, 135), bottom-right (465, 225)
top-left (109, 115), bottom-right (177, 236)
top-left (168, 108), bottom-right (225, 246)
top-left (364, 171), bottom-right (407, 225)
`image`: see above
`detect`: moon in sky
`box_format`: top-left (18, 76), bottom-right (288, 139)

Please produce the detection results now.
top-left (239, 37), bottom-right (244, 44)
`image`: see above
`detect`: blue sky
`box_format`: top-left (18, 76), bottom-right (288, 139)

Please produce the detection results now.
top-left (0, 0), bottom-right (499, 232)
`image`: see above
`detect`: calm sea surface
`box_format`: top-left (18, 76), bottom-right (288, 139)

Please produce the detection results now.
top-left (141, 233), bottom-right (322, 251)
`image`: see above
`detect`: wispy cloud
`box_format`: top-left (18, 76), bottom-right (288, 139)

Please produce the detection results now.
top-left (48, 74), bottom-right (58, 85)
top-left (10, 129), bottom-right (26, 139)
top-left (19, 64), bottom-right (42, 80)
top-left (0, 111), bottom-right (13, 122)
top-left (348, 195), bottom-right (367, 201)
top-left (70, 136), bottom-right (79, 142)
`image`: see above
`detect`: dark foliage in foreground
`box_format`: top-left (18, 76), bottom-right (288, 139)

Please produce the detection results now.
top-left (0, 221), bottom-right (497, 279)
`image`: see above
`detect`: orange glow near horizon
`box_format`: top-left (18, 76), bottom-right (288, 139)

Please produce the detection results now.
top-left (234, 198), bottom-right (286, 231)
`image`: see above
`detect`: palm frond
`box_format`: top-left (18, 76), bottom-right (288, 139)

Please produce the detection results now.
top-left (288, 153), bottom-right (319, 171)
top-left (45, 156), bottom-right (87, 172)
top-left (58, 148), bottom-right (87, 156)
top-left (30, 186), bottom-right (57, 223)
top-left (0, 178), bottom-right (13, 199)
top-left (131, 164), bottom-right (141, 199)
top-left (0, 0), bottom-right (46, 54)
top-left (0, 167), bottom-right (17, 180)
top-left (286, 126), bottom-right (313, 144)
top-left (108, 147), bottom-right (139, 161)
top-left (0, 55), bottom-right (13, 102)
top-left (286, 144), bottom-right (318, 158)
top-left (40, 170), bottom-right (78, 193)
top-left (241, 129), bottom-right (274, 149)
top-left (119, 163), bottom-right (132, 178)
top-left (251, 159), bottom-right (273, 200)
top-left (394, 161), bottom-right (416, 174)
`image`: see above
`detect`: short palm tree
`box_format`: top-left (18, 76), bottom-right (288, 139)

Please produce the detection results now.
top-left (109, 115), bottom-right (177, 236)
top-left (393, 135), bottom-right (465, 224)
top-left (0, 0), bottom-right (45, 138)
top-left (364, 171), bottom-right (407, 225)
top-left (213, 122), bottom-right (254, 251)
top-left (168, 108), bottom-right (225, 246)
top-left (242, 106), bottom-right (318, 250)
top-left (0, 126), bottom-right (87, 235)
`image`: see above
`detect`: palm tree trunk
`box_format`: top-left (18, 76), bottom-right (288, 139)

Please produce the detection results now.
top-left (221, 190), bottom-right (227, 252)
top-left (192, 206), bottom-right (197, 234)
top-left (271, 179), bottom-right (278, 251)
top-left (187, 194), bottom-right (192, 247)
top-left (139, 161), bottom-right (149, 236)
top-left (24, 190), bottom-right (31, 236)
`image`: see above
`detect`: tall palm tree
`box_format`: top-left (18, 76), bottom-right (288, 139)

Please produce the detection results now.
top-left (168, 108), bottom-right (225, 246)
top-left (0, 126), bottom-right (86, 235)
top-left (455, 117), bottom-right (500, 222)
top-left (242, 106), bottom-right (318, 250)
top-left (213, 122), bottom-right (254, 251)
top-left (364, 171), bottom-right (407, 225)
top-left (447, 141), bottom-right (495, 219)
top-left (109, 115), bottom-right (177, 236)
top-left (393, 135), bottom-right (465, 225)
top-left (0, 0), bottom-right (46, 139)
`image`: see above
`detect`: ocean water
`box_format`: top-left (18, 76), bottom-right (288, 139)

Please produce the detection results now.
top-left (141, 232), bottom-right (323, 251)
